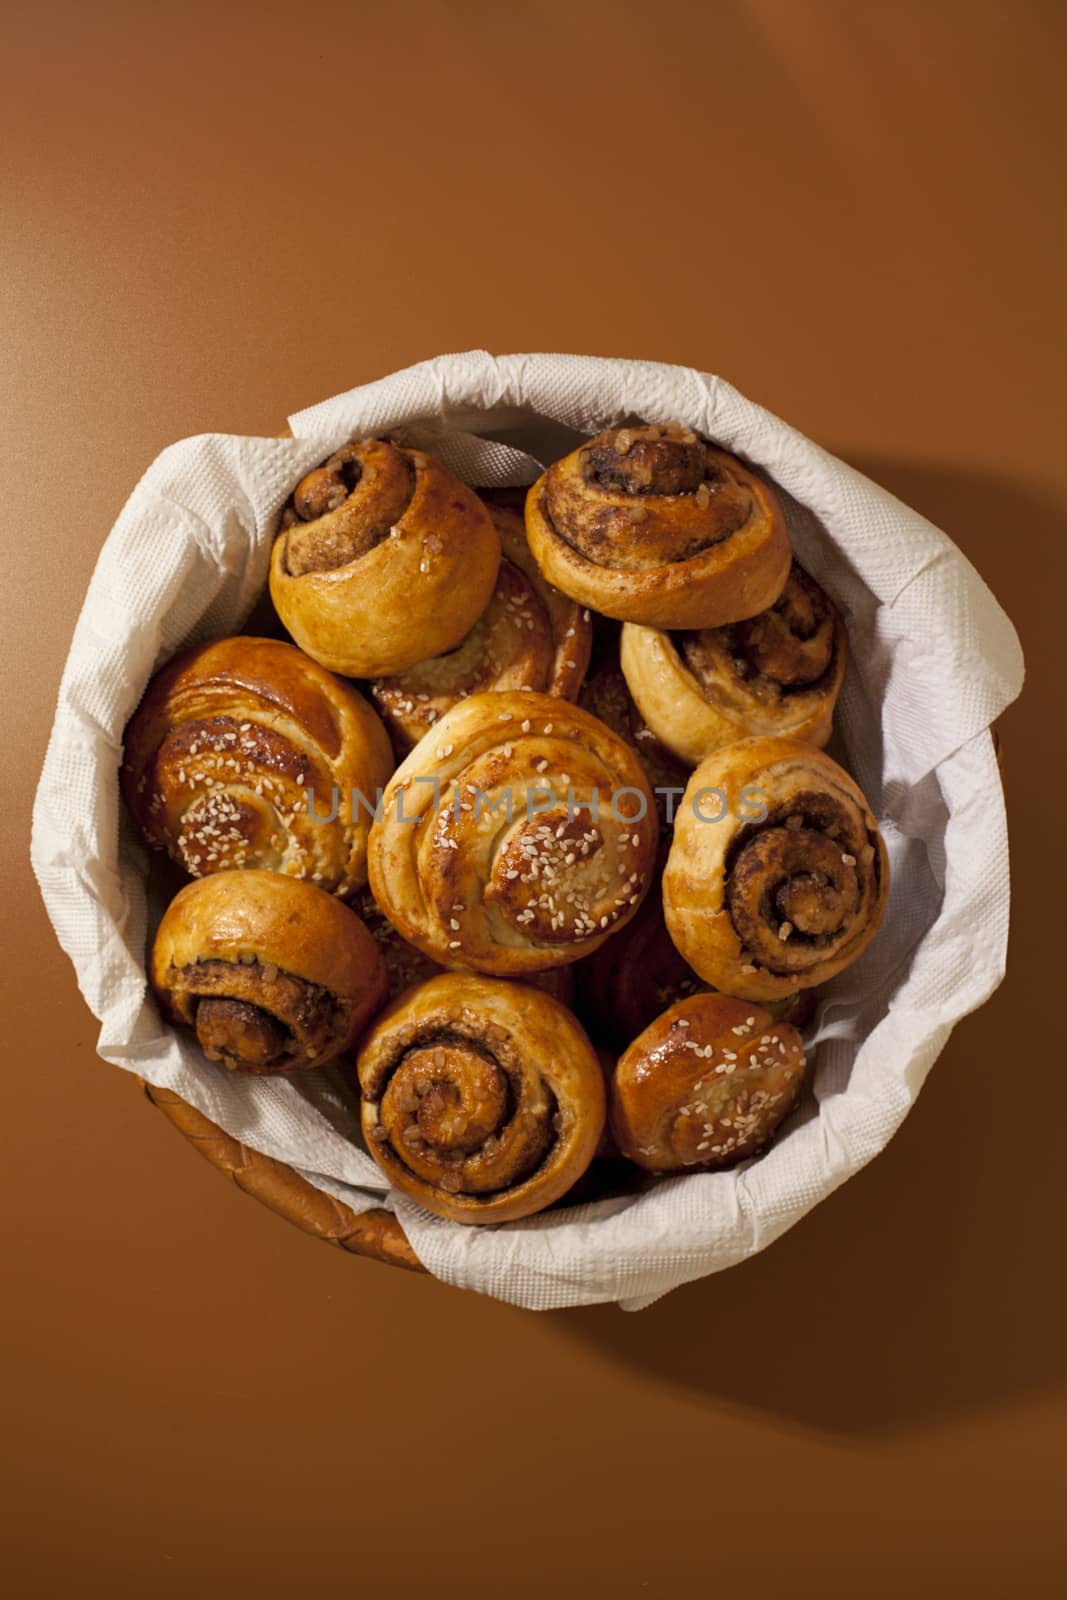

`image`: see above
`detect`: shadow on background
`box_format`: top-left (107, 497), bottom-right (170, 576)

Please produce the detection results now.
top-left (557, 457), bottom-right (1063, 1438)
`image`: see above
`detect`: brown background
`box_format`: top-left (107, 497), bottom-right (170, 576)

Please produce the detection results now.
top-left (2, 2), bottom-right (1064, 1595)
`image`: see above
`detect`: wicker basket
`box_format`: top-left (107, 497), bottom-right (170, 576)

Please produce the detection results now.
top-left (143, 1082), bottom-right (424, 1273)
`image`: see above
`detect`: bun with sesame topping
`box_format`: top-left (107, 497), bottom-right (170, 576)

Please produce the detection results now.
top-left (151, 871), bottom-right (387, 1075)
top-left (664, 737), bottom-right (889, 1002)
top-left (269, 437), bottom-right (501, 677)
top-left (122, 636), bottom-right (393, 897)
top-left (610, 993), bottom-right (807, 1172)
top-left (357, 972), bottom-right (604, 1223)
top-left (370, 495), bottom-right (592, 755)
top-left (524, 423), bottom-right (791, 628)
top-left (367, 690), bottom-right (659, 977)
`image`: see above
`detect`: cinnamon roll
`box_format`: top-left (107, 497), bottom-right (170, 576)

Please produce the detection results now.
top-left (122, 636), bottom-right (393, 896)
top-left (525, 422), bottom-right (791, 628)
top-left (151, 871), bottom-right (387, 1074)
top-left (370, 499), bottom-right (592, 753)
top-left (357, 973), bottom-right (605, 1223)
top-left (269, 438), bottom-right (500, 677)
top-left (620, 561), bottom-right (847, 765)
top-left (374, 688), bottom-right (659, 972)
top-left (663, 738), bottom-right (889, 1001)
top-left (610, 994), bottom-right (807, 1172)
top-left (368, 691), bottom-right (659, 976)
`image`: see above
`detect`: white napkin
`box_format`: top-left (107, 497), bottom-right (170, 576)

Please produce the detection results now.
top-left (31, 351), bottom-right (1024, 1310)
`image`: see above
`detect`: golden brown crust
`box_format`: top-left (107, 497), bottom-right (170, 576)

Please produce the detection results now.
top-left (367, 691), bottom-right (659, 976)
top-left (663, 738), bottom-right (889, 1001)
top-left (151, 871), bottom-right (387, 1072)
top-left (370, 501), bottom-right (592, 755)
top-left (620, 561), bottom-right (848, 765)
top-left (611, 994), bottom-right (807, 1172)
top-left (122, 636), bottom-right (393, 896)
top-left (269, 439), bottom-right (501, 677)
top-left (357, 973), bottom-right (605, 1223)
top-left (525, 424), bottom-right (791, 628)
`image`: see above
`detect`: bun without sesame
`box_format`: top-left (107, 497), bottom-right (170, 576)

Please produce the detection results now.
top-left (151, 870), bottom-right (387, 1074)
top-left (525, 422), bottom-right (791, 628)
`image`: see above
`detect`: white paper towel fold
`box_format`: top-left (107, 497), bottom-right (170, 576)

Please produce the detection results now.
top-left (31, 351), bottom-right (1024, 1310)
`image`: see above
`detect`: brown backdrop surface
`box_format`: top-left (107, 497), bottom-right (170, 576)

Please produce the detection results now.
top-left (2, 2), bottom-right (1064, 1595)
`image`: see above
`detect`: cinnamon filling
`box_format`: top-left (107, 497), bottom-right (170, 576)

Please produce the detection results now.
top-left (372, 1029), bottom-right (554, 1197)
top-left (584, 431), bottom-right (706, 496)
top-left (178, 957), bottom-right (342, 1067)
top-left (679, 563), bottom-right (837, 700)
top-left (282, 439), bottom-right (415, 575)
top-left (544, 423), bottom-right (754, 572)
top-left (195, 997), bottom-right (288, 1069)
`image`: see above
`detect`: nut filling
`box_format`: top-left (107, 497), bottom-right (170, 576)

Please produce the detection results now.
top-left (171, 957), bottom-right (350, 1074)
top-left (542, 423), bottom-right (755, 572)
top-left (679, 561), bottom-right (841, 704)
top-left (725, 790), bottom-right (882, 977)
top-left (366, 1021), bottom-right (558, 1199)
top-left (281, 438), bottom-right (416, 575)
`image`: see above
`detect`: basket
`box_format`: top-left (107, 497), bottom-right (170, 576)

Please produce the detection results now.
top-left (33, 352), bottom-right (1023, 1309)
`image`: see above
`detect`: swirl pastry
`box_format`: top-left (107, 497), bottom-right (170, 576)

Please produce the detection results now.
top-left (370, 498), bottom-right (592, 753)
top-left (122, 637), bottom-right (393, 896)
top-left (357, 973), bottom-right (605, 1223)
top-left (368, 691), bottom-right (659, 976)
top-left (610, 994), bottom-right (806, 1172)
top-left (525, 422), bottom-right (791, 628)
top-left (620, 561), bottom-right (847, 765)
top-left (151, 871), bottom-right (387, 1074)
top-left (663, 738), bottom-right (888, 1001)
top-left (269, 438), bottom-right (500, 677)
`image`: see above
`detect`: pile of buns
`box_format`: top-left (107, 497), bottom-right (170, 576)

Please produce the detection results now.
top-left (124, 423), bottom-right (888, 1225)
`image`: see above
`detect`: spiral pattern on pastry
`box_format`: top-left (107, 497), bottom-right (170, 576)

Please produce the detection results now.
top-left (525, 422), bottom-right (791, 628)
top-left (151, 871), bottom-right (387, 1074)
top-left (370, 498), bottom-right (592, 753)
top-left (357, 973), bottom-right (605, 1223)
top-left (620, 561), bottom-right (847, 765)
top-left (122, 637), bottom-right (393, 896)
top-left (269, 437), bottom-right (500, 677)
top-left (368, 691), bottom-right (659, 976)
top-left (663, 738), bottom-right (889, 1001)
top-left (610, 994), bottom-right (806, 1172)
